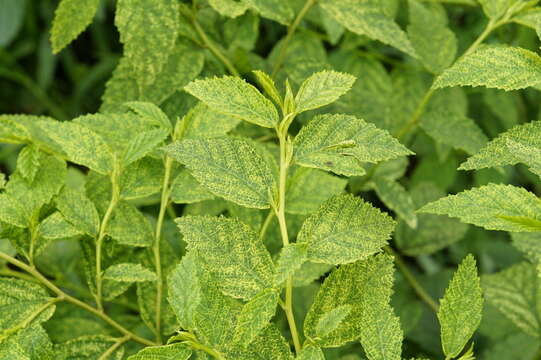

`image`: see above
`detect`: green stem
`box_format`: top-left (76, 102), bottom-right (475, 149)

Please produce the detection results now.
top-left (98, 335), bottom-right (130, 360)
top-left (384, 246), bottom-right (439, 313)
top-left (191, 16), bottom-right (240, 77)
top-left (153, 156), bottom-right (174, 344)
top-left (96, 170), bottom-right (120, 311)
top-left (0, 267), bottom-right (38, 282)
top-left (259, 210), bottom-right (274, 240)
top-left (0, 251), bottom-right (156, 346)
top-left (271, 0), bottom-right (317, 78)
top-left (275, 129), bottom-right (302, 354)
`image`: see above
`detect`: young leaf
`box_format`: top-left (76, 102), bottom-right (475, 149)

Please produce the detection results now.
top-left (103, 263), bottom-right (157, 282)
top-left (438, 255), bottom-right (483, 358)
top-left (315, 305), bottom-right (352, 337)
top-left (106, 201), bottom-right (154, 247)
top-left (483, 262), bottom-right (541, 337)
top-left (460, 120), bottom-right (541, 176)
top-left (121, 128), bottom-right (169, 166)
top-left (407, 0), bottom-right (457, 74)
top-left (166, 137), bottom-right (275, 209)
top-left (293, 114), bottom-right (413, 176)
top-left (167, 252), bottom-right (201, 331)
top-left (253, 70), bottom-right (283, 107)
top-left (127, 343), bottom-right (192, 360)
top-left (433, 46), bottom-right (541, 91)
top-left (16, 145), bottom-right (40, 183)
top-left (0, 278), bottom-right (56, 332)
top-left (55, 187), bottom-right (100, 237)
top-left (176, 216), bottom-right (275, 300)
top-left (297, 194), bottom-right (395, 264)
top-left (319, 0), bottom-right (417, 58)
top-left (274, 243), bottom-right (308, 286)
top-left (294, 70), bottom-right (356, 113)
top-left (37, 120), bottom-right (114, 175)
top-left (233, 289), bottom-right (278, 346)
top-left (50, 0), bottom-right (100, 53)
top-left (418, 184), bottom-right (541, 232)
top-left (184, 76), bottom-right (279, 128)
top-left (115, 0), bottom-right (179, 88)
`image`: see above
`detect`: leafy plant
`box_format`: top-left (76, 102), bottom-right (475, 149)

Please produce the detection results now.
top-left (1, 0), bottom-right (541, 359)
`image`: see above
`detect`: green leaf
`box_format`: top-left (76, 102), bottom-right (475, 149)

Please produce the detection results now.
top-left (0, 278), bottom-right (56, 332)
top-left (438, 255), bottom-right (483, 358)
top-left (478, 0), bottom-right (526, 19)
top-left (121, 128), bottom-right (169, 166)
top-left (166, 137), bottom-right (275, 209)
top-left (55, 335), bottom-right (125, 360)
top-left (208, 0), bottom-right (249, 18)
top-left (294, 70), bottom-right (356, 113)
top-left (128, 343), bottom-right (192, 360)
top-left (418, 183), bottom-right (541, 232)
top-left (124, 101), bottom-right (172, 131)
top-left (275, 243), bottom-right (308, 286)
top-left (371, 178), bottom-right (418, 228)
top-left (315, 305), bottom-right (352, 337)
top-left (181, 103), bottom-right (241, 139)
top-left (253, 70), bottom-right (283, 107)
top-left (0, 193), bottom-right (30, 228)
top-left (298, 194), bottom-right (395, 264)
top-left (433, 46), bottom-right (541, 91)
top-left (38, 212), bottom-right (83, 239)
top-left (304, 254), bottom-right (400, 349)
top-left (50, 0), bottom-right (100, 53)
top-left (55, 187), bottom-right (100, 237)
top-left (115, 0), bottom-right (179, 88)
top-left (225, 325), bottom-right (293, 359)
top-left (460, 120), bottom-right (541, 176)
top-left (184, 76), bottom-right (279, 128)
top-left (120, 158), bottom-right (164, 200)
top-left (420, 112), bottom-right (488, 155)
top-left (0, 0), bottom-right (27, 47)
top-left (106, 201), bottom-right (154, 247)
top-left (37, 119), bottom-right (114, 175)
top-left (176, 216), bottom-right (275, 300)
top-left (407, 0), bottom-right (457, 74)
top-left (233, 289), bottom-right (278, 346)
top-left (296, 345), bottom-right (325, 360)
top-left (319, 0), bottom-right (417, 58)
top-left (0, 325), bottom-right (54, 360)
top-left (17, 145), bottom-right (40, 183)
top-left (286, 167), bottom-right (347, 215)
top-left (242, 0), bottom-right (293, 25)
top-left (167, 252), bottom-right (201, 331)
top-left (103, 263), bottom-right (157, 282)
top-left (170, 170), bottom-right (215, 204)
top-left (293, 114), bottom-right (413, 176)
top-left (483, 262), bottom-right (541, 337)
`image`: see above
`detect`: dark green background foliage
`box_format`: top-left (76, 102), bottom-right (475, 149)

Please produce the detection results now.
top-left (0, 0), bottom-right (541, 359)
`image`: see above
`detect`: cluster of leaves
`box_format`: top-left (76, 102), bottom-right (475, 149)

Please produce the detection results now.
top-left (0, 0), bottom-right (541, 359)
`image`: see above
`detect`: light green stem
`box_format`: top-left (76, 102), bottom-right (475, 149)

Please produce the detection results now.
top-left (153, 156), bottom-right (174, 344)
top-left (0, 251), bottom-right (156, 346)
top-left (271, 0), bottom-right (317, 78)
top-left (259, 210), bottom-right (275, 240)
top-left (98, 335), bottom-right (130, 360)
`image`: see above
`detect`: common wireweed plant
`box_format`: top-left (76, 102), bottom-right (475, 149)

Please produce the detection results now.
top-left (1, 0), bottom-right (541, 359)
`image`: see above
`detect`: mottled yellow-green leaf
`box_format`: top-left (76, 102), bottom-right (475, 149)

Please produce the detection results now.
top-left (38, 212), bottom-right (82, 239)
top-left (115, 0), bottom-right (178, 88)
top-left (170, 169), bottom-right (215, 204)
top-left (295, 70), bottom-right (356, 113)
top-left (233, 289), bottom-right (278, 346)
top-left (371, 178), bottom-right (418, 228)
top-left (167, 252), bottom-right (201, 331)
top-left (16, 145), bottom-right (40, 183)
top-left (124, 101), bottom-right (172, 131)
top-left (209, 0), bottom-right (249, 17)
top-left (0, 278), bottom-right (56, 332)
top-left (121, 128), bottom-right (169, 166)
top-left (55, 187), bottom-right (100, 237)
top-left (37, 119), bottom-right (114, 175)
top-left (433, 46), bottom-right (541, 91)
top-left (50, 0), bottom-right (100, 53)
top-left (128, 343), bottom-right (192, 360)
top-left (296, 345), bottom-right (325, 360)
top-left (478, 0), bottom-right (529, 19)
top-left (0, 193), bottom-right (29, 228)
top-left (319, 0), bottom-right (417, 58)
top-left (106, 201), bottom-right (154, 247)
top-left (253, 70), bottom-right (283, 107)
top-left (438, 255), bottom-right (483, 358)
top-left (418, 183), bottom-right (541, 232)
top-left (483, 262), bottom-right (541, 337)
top-left (103, 263), bottom-right (157, 282)
top-left (0, 325), bottom-right (54, 360)
top-left (298, 194), bottom-right (395, 264)
top-left (242, 0), bottom-right (293, 25)
top-left (460, 120), bottom-right (541, 176)
top-left (315, 305), bottom-right (352, 338)
top-left (184, 76), bottom-right (279, 128)
top-left (55, 335), bottom-right (125, 360)
top-left (286, 167), bottom-right (347, 215)
top-left (513, 7), bottom-right (541, 29)
top-left (176, 216), bottom-right (275, 300)
top-left (166, 137), bottom-right (275, 209)
top-left (181, 103), bottom-right (241, 139)
top-left (0, 114), bottom-right (34, 144)
top-left (407, 0), bottom-right (457, 74)
top-left (293, 114), bottom-right (413, 176)
top-left (275, 243), bottom-right (308, 286)
top-left (119, 158), bottom-right (164, 200)
top-left (225, 325), bottom-right (293, 359)
top-left (137, 281), bottom-right (178, 340)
